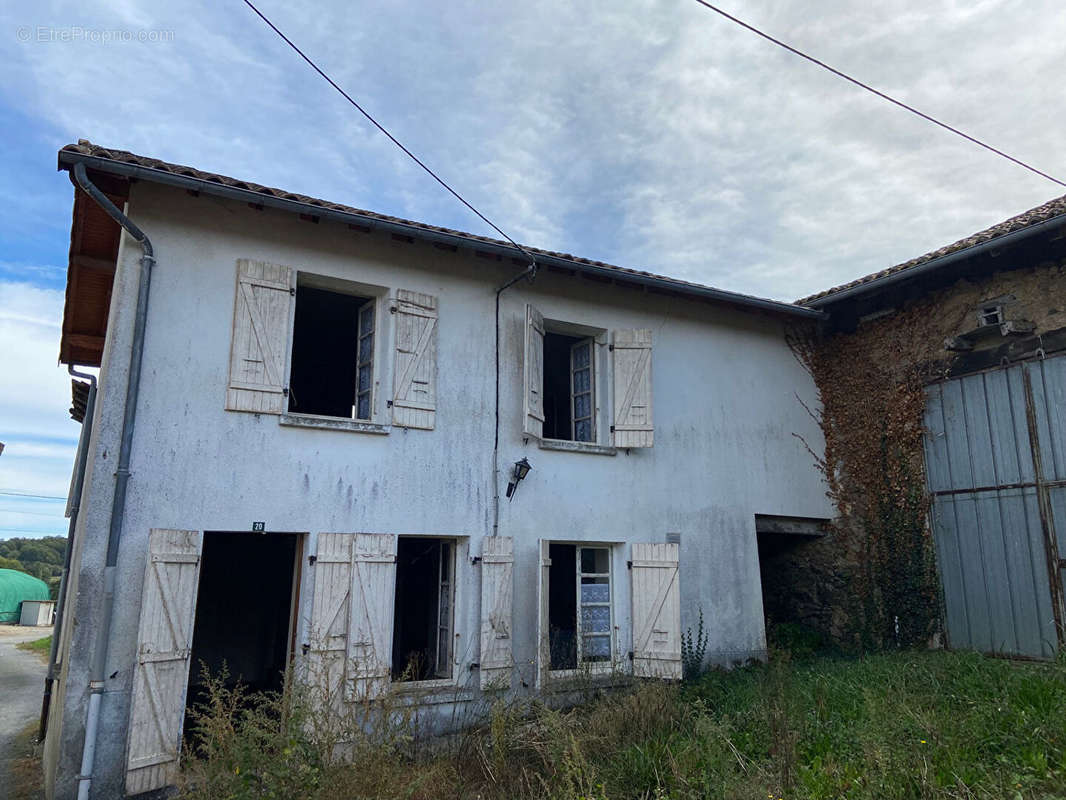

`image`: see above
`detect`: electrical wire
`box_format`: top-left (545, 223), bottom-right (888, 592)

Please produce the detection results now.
top-left (241, 0), bottom-right (538, 264)
top-left (0, 491), bottom-right (66, 501)
top-left (692, 0), bottom-right (1066, 188)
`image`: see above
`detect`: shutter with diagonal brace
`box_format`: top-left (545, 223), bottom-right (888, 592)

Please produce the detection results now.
top-left (346, 533), bottom-right (397, 700)
top-left (479, 537), bottom-right (514, 689)
top-left (392, 290), bottom-right (438, 429)
top-left (125, 529), bottom-right (203, 796)
top-left (523, 304), bottom-right (545, 438)
top-left (611, 329), bottom-right (653, 448)
top-left (225, 259), bottom-right (293, 414)
top-left (630, 542), bottom-right (681, 679)
top-left (305, 533), bottom-right (355, 710)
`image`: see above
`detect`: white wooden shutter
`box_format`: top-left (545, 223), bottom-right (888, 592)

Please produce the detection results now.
top-left (125, 529), bottom-right (203, 796)
top-left (346, 533), bottom-right (397, 700)
top-left (392, 290), bottom-right (438, 429)
top-left (225, 259), bottom-right (293, 414)
top-left (535, 539), bottom-right (551, 688)
top-left (479, 537), bottom-right (514, 689)
top-left (523, 304), bottom-right (545, 438)
top-left (630, 542), bottom-right (681, 679)
top-left (305, 533), bottom-right (355, 711)
top-left (611, 329), bottom-right (654, 448)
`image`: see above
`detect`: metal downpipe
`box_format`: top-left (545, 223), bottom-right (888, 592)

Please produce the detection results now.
top-left (39, 366), bottom-right (97, 740)
top-left (70, 162), bottom-right (155, 800)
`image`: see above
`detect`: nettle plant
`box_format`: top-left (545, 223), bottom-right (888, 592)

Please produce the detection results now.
top-left (788, 304), bottom-right (952, 650)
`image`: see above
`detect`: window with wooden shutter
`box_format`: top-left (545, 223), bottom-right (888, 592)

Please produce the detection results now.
top-left (305, 533), bottom-right (355, 710)
top-left (226, 259), bottom-right (293, 414)
top-left (524, 304), bottom-right (545, 438)
top-left (392, 290), bottom-right (438, 429)
top-left (630, 542), bottom-right (681, 680)
top-left (346, 533), bottom-right (397, 700)
top-left (479, 537), bottom-right (514, 690)
top-left (611, 329), bottom-right (653, 448)
top-left (125, 529), bottom-right (203, 796)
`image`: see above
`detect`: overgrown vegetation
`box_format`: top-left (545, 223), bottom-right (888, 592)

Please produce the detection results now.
top-left (0, 536), bottom-right (66, 598)
top-left (179, 649), bottom-right (1066, 799)
top-left (788, 303), bottom-right (961, 649)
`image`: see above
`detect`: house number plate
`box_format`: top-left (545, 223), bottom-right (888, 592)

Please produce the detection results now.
top-left (252, 521), bottom-right (266, 532)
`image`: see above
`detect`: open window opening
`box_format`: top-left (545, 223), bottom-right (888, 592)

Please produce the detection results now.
top-left (543, 332), bottom-right (595, 442)
top-left (548, 543), bottom-right (612, 670)
top-left (288, 283), bottom-right (375, 419)
top-left (184, 531), bottom-right (299, 737)
top-left (392, 537), bottom-right (455, 682)
top-left (977, 304), bottom-right (1004, 327)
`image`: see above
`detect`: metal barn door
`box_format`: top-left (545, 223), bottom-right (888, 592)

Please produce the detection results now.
top-left (924, 354), bottom-right (1065, 658)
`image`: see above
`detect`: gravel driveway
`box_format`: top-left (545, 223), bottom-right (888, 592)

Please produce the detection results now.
top-left (0, 625), bottom-right (51, 796)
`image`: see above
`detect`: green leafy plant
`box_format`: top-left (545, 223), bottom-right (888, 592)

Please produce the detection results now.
top-left (681, 607), bottom-right (708, 681)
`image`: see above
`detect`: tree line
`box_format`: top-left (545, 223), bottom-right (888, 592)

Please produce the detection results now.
top-left (0, 536), bottom-right (66, 598)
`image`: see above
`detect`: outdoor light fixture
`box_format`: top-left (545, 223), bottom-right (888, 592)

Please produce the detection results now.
top-left (506, 457), bottom-right (532, 500)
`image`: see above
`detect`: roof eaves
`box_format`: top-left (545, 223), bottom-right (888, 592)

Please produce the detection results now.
top-left (57, 146), bottom-right (824, 320)
top-left (803, 209), bottom-right (1066, 308)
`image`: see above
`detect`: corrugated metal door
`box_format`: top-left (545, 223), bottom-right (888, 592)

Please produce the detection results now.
top-left (924, 353), bottom-right (1065, 658)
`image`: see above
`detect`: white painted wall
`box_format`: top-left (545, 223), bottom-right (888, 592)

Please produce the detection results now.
top-left (48, 181), bottom-right (831, 798)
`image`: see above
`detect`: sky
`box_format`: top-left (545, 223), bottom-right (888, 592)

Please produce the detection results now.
top-left (1, 0), bottom-right (1065, 539)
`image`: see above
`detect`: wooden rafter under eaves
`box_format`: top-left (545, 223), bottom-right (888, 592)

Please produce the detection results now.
top-left (59, 170), bottom-right (128, 366)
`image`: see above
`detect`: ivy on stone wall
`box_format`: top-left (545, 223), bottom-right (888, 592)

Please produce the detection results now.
top-left (788, 302), bottom-right (961, 649)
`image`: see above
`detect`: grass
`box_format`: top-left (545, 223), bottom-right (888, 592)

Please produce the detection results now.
top-left (6, 722), bottom-right (44, 800)
top-left (16, 635), bottom-right (51, 659)
top-left (179, 649), bottom-right (1066, 800)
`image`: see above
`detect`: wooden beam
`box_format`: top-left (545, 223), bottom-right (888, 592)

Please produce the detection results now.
top-left (65, 333), bottom-right (105, 350)
top-left (71, 254), bottom-right (116, 273)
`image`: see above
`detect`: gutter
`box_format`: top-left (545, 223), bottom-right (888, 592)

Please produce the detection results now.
top-left (57, 150), bottom-right (823, 321)
top-left (806, 212), bottom-right (1066, 308)
top-left (69, 162), bottom-right (156, 800)
top-left (39, 367), bottom-right (97, 740)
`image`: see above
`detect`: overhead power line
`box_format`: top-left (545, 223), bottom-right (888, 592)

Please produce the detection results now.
top-left (0, 490), bottom-right (66, 501)
top-left (692, 0), bottom-right (1066, 188)
top-left (241, 0), bottom-right (537, 264)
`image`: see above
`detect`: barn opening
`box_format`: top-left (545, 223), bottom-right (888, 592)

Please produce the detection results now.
top-left (289, 283), bottom-right (375, 419)
top-left (754, 515), bottom-right (827, 641)
top-left (392, 537), bottom-right (454, 681)
top-left (542, 331), bottom-right (595, 442)
top-left (547, 543), bottom-right (612, 670)
top-left (184, 531), bottom-right (299, 734)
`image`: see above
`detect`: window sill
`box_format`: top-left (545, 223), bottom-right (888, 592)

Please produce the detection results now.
top-left (279, 413), bottom-right (390, 435)
top-left (391, 678), bottom-right (472, 706)
top-left (537, 438), bottom-right (617, 456)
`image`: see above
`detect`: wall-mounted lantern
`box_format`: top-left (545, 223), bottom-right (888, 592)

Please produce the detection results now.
top-left (506, 457), bottom-right (532, 500)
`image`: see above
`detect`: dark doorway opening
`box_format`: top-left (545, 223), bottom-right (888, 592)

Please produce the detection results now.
top-left (392, 537), bottom-right (454, 681)
top-left (754, 515), bottom-right (828, 648)
top-left (289, 285), bottom-right (375, 419)
top-left (184, 532), bottom-right (299, 736)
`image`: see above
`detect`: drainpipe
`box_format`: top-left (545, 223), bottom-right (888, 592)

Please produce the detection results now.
top-left (38, 367), bottom-right (97, 739)
top-left (492, 259), bottom-right (537, 537)
top-left (70, 162), bottom-right (156, 800)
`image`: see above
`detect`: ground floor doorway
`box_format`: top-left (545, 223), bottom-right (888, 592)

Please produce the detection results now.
top-left (184, 531), bottom-right (301, 730)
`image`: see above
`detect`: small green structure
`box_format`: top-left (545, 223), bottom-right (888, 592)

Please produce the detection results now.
top-left (0, 568), bottom-right (51, 623)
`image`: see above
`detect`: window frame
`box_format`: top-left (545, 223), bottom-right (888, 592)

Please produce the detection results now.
top-left (545, 541), bottom-right (617, 677)
top-left (391, 534), bottom-right (459, 689)
top-left (283, 272), bottom-right (389, 429)
top-left (539, 320), bottom-right (608, 450)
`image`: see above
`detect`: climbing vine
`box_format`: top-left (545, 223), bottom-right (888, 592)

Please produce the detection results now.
top-left (787, 299), bottom-right (970, 649)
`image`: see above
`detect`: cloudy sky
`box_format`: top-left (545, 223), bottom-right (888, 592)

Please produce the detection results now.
top-left (2, 0), bottom-right (1065, 538)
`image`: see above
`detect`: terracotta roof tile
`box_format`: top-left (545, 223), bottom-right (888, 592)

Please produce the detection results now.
top-left (798, 192), bottom-right (1066, 304)
top-left (58, 141), bottom-right (817, 317)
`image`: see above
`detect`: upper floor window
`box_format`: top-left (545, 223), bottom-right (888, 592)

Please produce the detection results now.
top-left (224, 259), bottom-right (439, 431)
top-left (523, 303), bottom-right (654, 449)
top-left (288, 284), bottom-right (376, 420)
top-left (543, 332), bottom-right (596, 442)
